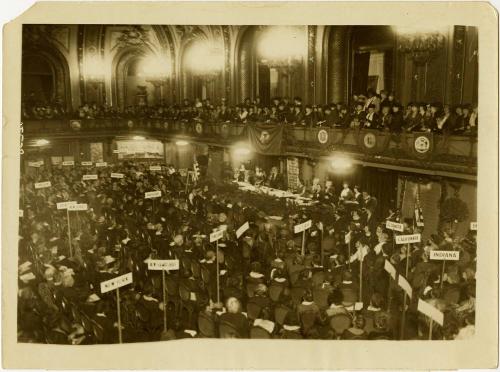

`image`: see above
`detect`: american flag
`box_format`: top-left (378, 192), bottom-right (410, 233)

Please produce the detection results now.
top-left (414, 186), bottom-right (424, 227)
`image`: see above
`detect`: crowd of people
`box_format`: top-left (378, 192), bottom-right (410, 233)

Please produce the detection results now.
top-left (18, 160), bottom-right (477, 343)
top-left (22, 88), bottom-right (478, 136)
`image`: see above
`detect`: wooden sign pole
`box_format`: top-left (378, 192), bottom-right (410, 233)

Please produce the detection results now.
top-left (440, 260), bottom-right (446, 289)
top-left (66, 209), bottom-right (72, 258)
top-left (359, 254), bottom-right (363, 301)
top-left (116, 287), bottom-right (122, 344)
top-left (320, 228), bottom-right (324, 267)
top-left (301, 230), bottom-right (306, 256)
top-left (428, 319), bottom-right (434, 340)
top-left (400, 245), bottom-right (411, 340)
top-left (162, 269), bottom-right (167, 332)
top-left (216, 240), bottom-right (220, 304)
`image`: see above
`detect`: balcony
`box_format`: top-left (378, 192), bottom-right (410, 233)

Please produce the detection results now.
top-left (22, 118), bottom-right (477, 179)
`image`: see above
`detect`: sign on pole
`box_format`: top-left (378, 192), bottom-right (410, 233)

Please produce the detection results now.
top-left (62, 160), bottom-right (75, 166)
top-left (81, 161), bottom-right (92, 166)
top-left (19, 209), bottom-right (24, 218)
top-left (395, 233), bottom-right (421, 245)
top-left (56, 201), bottom-right (77, 210)
top-left (398, 275), bottom-right (412, 298)
top-left (34, 181), bottom-right (51, 189)
top-left (96, 162), bottom-right (108, 167)
top-left (82, 174), bottom-right (98, 181)
top-left (28, 161), bottom-right (43, 168)
top-left (236, 222), bottom-right (250, 239)
top-left (68, 203), bottom-right (88, 211)
top-left (210, 230), bottom-right (224, 243)
top-left (417, 298), bottom-right (444, 326)
top-left (145, 190), bottom-right (161, 199)
top-left (430, 250), bottom-right (460, 261)
top-left (147, 259), bottom-right (180, 271)
top-left (100, 272), bottom-right (133, 294)
top-left (386, 220), bottom-right (404, 232)
top-left (110, 173), bottom-right (124, 179)
top-left (294, 220), bottom-right (312, 234)
top-left (384, 259), bottom-right (397, 280)
top-left (149, 165), bottom-right (162, 171)
top-left (470, 222), bottom-right (477, 231)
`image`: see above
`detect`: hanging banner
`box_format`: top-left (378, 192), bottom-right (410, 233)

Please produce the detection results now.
top-left (395, 233), bottom-right (421, 245)
top-left (430, 250), bottom-right (460, 261)
top-left (286, 157), bottom-right (300, 190)
top-left (100, 272), bottom-right (133, 294)
top-left (247, 124), bottom-right (283, 155)
top-left (417, 299), bottom-right (444, 326)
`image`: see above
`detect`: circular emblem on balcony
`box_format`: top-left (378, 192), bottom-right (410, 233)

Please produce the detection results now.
top-left (317, 129), bottom-right (329, 144)
top-left (221, 123), bottom-right (229, 138)
top-left (195, 122), bottom-right (203, 135)
top-left (127, 120), bottom-right (134, 128)
top-left (363, 132), bottom-right (377, 149)
top-left (414, 135), bottom-right (431, 153)
top-left (69, 120), bottom-right (81, 131)
top-left (259, 130), bottom-right (271, 144)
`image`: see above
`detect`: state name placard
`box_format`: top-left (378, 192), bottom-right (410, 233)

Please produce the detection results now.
top-left (145, 190), bottom-right (161, 199)
top-left (417, 298), bottom-right (444, 326)
top-left (470, 222), bottom-right (477, 231)
top-left (236, 221), bottom-right (250, 238)
top-left (149, 165), bottom-right (162, 171)
top-left (395, 233), bottom-right (421, 245)
top-left (19, 209), bottom-right (24, 218)
top-left (28, 161), bottom-right (43, 167)
top-left (210, 230), bottom-right (224, 242)
top-left (56, 201), bottom-right (77, 210)
top-left (294, 219), bottom-right (312, 234)
top-left (100, 272), bottom-right (133, 294)
top-left (68, 203), bottom-right (88, 211)
top-left (81, 161), bottom-right (92, 166)
top-left (34, 181), bottom-right (51, 189)
top-left (96, 162), bottom-right (108, 167)
top-left (82, 174), bottom-right (98, 180)
top-left (62, 160), bottom-right (75, 166)
top-left (398, 275), bottom-right (412, 298)
top-left (384, 260), bottom-right (397, 280)
top-left (386, 220), bottom-right (404, 232)
top-left (430, 250), bottom-right (460, 261)
top-left (110, 173), bottom-right (124, 179)
top-left (147, 259), bottom-right (180, 271)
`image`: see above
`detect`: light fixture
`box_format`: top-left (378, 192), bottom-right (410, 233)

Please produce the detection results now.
top-left (185, 41), bottom-right (223, 77)
top-left (232, 143), bottom-right (252, 157)
top-left (330, 155), bottom-right (353, 171)
top-left (175, 140), bottom-right (189, 146)
top-left (138, 53), bottom-right (172, 81)
top-left (34, 139), bottom-right (49, 147)
top-left (258, 26), bottom-right (306, 68)
top-left (133, 135), bottom-right (145, 140)
top-left (83, 54), bottom-right (105, 82)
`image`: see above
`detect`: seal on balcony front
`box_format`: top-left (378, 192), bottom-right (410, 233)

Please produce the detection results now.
top-left (363, 132), bottom-right (377, 149)
top-left (414, 135), bottom-right (431, 153)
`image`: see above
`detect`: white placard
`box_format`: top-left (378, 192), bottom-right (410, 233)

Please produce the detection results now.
top-left (398, 275), bottom-right (412, 298)
top-left (430, 250), bottom-right (460, 261)
top-left (28, 161), bottom-right (43, 168)
top-left (56, 201), bottom-right (77, 210)
top-left (68, 203), bottom-right (88, 211)
top-left (470, 222), bottom-right (477, 231)
top-left (395, 233), bottom-right (421, 245)
top-left (386, 220), bottom-right (404, 232)
top-left (62, 160), bottom-right (75, 166)
top-left (145, 190), bottom-right (161, 199)
top-left (149, 165), bottom-right (162, 171)
top-left (81, 161), bottom-right (92, 166)
top-left (96, 162), bottom-right (108, 167)
top-left (384, 260), bottom-right (397, 280)
top-left (294, 219), bottom-right (312, 234)
top-left (34, 181), bottom-right (51, 189)
top-left (417, 298), bottom-right (444, 326)
top-left (82, 174), bottom-right (98, 181)
top-left (111, 173), bottom-right (124, 179)
top-left (100, 272), bottom-right (133, 294)
top-left (113, 149), bottom-right (120, 154)
top-left (19, 209), bottom-right (24, 218)
top-left (147, 259), bottom-right (180, 271)
top-left (210, 230), bottom-right (224, 242)
top-left (236, 221), bottom-right (250, 239)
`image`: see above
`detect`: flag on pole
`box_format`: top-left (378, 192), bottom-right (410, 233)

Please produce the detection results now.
top-left (414, 185), bottom-right (424, 227)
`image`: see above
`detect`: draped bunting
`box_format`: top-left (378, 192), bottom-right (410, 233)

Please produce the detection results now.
top-left (246, 124), bottom-right (284, 155)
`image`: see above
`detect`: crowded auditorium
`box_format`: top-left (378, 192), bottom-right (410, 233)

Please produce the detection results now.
top-left (18, 24), bottom-right (478, 344)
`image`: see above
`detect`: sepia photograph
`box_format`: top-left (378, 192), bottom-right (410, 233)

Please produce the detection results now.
top-left (2, 1), bottom-right (498, 370)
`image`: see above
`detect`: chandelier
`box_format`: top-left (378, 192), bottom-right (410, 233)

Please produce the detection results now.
top-left (396, 27), bottom-right (446, 64)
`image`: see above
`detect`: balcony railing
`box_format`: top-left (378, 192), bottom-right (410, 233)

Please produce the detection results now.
top-left (23, 118), bottom-right (477, 176)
